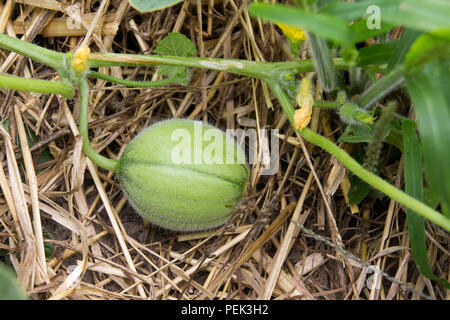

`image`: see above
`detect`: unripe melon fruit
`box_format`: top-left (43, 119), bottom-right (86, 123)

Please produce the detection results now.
top-left (118, 119), bottom-right (249, 231)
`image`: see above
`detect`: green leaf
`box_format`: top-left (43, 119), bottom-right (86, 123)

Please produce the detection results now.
top-left (348, 173), bottom-right (372, 205)
top-left (153, 32), bottom-right (196, 84)
top-left (319, 0), bottom-right (385, 21)
top-left (248, 3), bottom-right (354, 48)
top-left (43, 233), bottom-right (54, 260)
top-left (154, 32), bottom-right (196, 57)
top-left (405, 60), bottom-right (450, 217)
top-left (404, 30), bottom-right (450, 71)
top-left (129, 0), bottom-right (183, 13)
top-left (338, 124), bottom-right (375, 144)
top-left (349, 19), bottom-right (394, 44)
top-left (347, 144), bottom-right (373, 205)
top-left (24, 124), bottom-right (54, 167)
top-left (320, 0), bottom-right (450, 32)
top-left (358, 41), bottom-right (399, 67)
top-left (0, 263), bottom-right (28, 300)
top-left (387, 29), bottom-right (422, 72)
top-left (423, 188), bottom-right (440, 209)
top-left (338, 122), bottom-right (403, 152)
top-left (402, 119), bottom-right (450, 289)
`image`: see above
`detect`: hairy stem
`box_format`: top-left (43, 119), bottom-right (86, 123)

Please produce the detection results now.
top-left (0, 73), bottom-right (74, 97)
top-left (87, 52), bottom-right (350, 80)
top-left (78, 77), bottom-right (120, 173)
top-left (0, 33), bottom-right (65, 72)
top-left (87, 70), bottom-right (180, 87)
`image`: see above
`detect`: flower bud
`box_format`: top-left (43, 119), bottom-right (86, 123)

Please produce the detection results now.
top-left (118, 119), bottom-right (249, 231)
top-left (339, 103), bottom-right (375, 126)
top-left (72, 46), bottom-right (90, 73)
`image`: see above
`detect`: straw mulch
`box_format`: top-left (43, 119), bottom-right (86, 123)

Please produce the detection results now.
top-left (0, 0), bottom-right (448, 300)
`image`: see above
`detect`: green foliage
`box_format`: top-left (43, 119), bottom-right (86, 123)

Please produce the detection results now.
top-left (339, 103), bottom-right (374, 126)
top-left (320, 0), bottom-right (450, 32)
top-left (402, 119), bottom-right (450, 289)
top-left (154, 32), bottom-right (197, 84)
top-left (338, 121), bottom-right (403, 152)
top-left (0, 264), bottom-right (28, 300)
top-left (128, 0), bottom-right (183, 13)
top-left (386, 29), bottom-right (422, 72)
top-left (405, 60), bottom-right (450, 217)
top-left (404, 30), bottom-right (450, 71)
top-left (249, 3), bottom-right (355, 48)
top-left (357, 41), bottom-right (398, 67)
top-left (43, 234), bottom-right (54, 260)
top-left (347, 144), bottom-right (373, 205)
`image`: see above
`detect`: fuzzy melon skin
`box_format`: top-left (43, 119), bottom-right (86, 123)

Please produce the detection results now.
top-left (118, 119), bottom-right (249, 231)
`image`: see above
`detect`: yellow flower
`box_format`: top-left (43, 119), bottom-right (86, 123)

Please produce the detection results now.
top-left (277, 23), bottom-right (306, 42)
top-left (294, 105), bottom-right (312, 130)
top-left (72, 46), bottom-right (90, 73)
top-left (294, 78), bottom-right (313, 130)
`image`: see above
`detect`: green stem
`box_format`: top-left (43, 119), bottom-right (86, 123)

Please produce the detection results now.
top-left (0, 33), bottom-right (65, 72)
top-left (313, 91), bottom-right (346, 109)
top-left (88, 53), bottom-right (274, 79)
top-left (87, 70), bottom-right (180, 87)
top-left (0, 73), bottom-right (74, 97)
top-left (78, 77), bottom-right (120, 173)
top-left (87, 53), bottom-right (350, 80)
top-left (313, 100), bottom-right (341, 108)
top-left (268, 80), bottom-right (450, 232)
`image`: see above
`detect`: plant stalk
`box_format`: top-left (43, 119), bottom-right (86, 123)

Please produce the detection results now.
top-left (87, 53), bottom-right (350, 80)
top-left (78, 77), bottom-right (121, 173)
top-left (87, 70), bottom-right (180, 87)
top-left (0, 73), bottom-right (74, 97)
top-left (0, 33), bottom-right (65, 72)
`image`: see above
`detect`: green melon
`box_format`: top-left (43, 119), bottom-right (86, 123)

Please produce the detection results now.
top-left (118, 119), bottom-right (249, 231)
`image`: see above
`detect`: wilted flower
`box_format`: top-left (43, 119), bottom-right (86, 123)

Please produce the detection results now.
top-left (294, 78), bottom-right (314, 130)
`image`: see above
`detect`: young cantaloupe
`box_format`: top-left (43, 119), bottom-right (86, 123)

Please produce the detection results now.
top-left (118, 119), bottom-right (249, 231)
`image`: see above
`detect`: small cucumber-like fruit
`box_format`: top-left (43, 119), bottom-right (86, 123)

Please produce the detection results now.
top-left (118, 119), bottom-right (249, 231)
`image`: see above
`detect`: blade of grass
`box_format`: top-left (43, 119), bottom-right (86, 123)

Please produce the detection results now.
top-left (358, 41), bottom-right (398, 67)
top-left (320, 0), bottom-right (450, 32)
top-left (356, 67), bottom-right (405, 110)
top-left (248, 3), bottom-right (353, 48)
top-left (387, 29), bottom-right (422, 72)
top-left (404, 30), bottom-right (450, 71)
top-left (405, 60), bottom-right (450, 217)
top-left (402, 119), bottom-right (450, 289)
